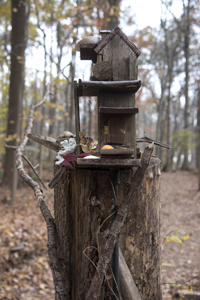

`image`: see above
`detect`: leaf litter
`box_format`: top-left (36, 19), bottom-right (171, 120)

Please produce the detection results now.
top-left (161, 171), bottom-right (200, 299)
top-left (0, 185), bottom-right (54, 299)
top-left (0, 171), bottom-right (200, 299)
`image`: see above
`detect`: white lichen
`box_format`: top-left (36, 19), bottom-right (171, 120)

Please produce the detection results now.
top-left (55, 138), bottom-right (76, 165)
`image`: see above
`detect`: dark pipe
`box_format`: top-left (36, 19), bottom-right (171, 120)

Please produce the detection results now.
top-left (110, 169), bottom-right (120, 300)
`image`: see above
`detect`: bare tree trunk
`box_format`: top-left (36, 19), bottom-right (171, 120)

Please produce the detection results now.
top-left (34, 0), bottom-right (47, 178)
top-left (54, 158), bottom-right (162, 299)
top-left (182, 0), bottom-right (191, 170)
top-left (65, 82), bottom-right (70, 130)
top-left (48, 84), bottom-right (57, 161)
top-left (107, 0), bottom-right (120, 30)
top-left (165, 93), bottom-right (171, 171)
top-left (197, 82), bottom-right (200, 190)
top-left (69, 48), bottom-right (76, 133)
top-left (3, 0), bottom-right (26, 187)
top-left (156, 88), bottom-right (165, 160)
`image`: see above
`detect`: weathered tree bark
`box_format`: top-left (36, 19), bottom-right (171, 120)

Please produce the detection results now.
top-left (119, 159), bottom-right (162, 299)
top-left (54, 157), bottom-right (162, 299)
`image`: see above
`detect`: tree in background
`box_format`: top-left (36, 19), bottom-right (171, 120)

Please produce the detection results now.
top-left (3, 0), bottom-right (26, 187)
top-left (197, 81), bottom-right (200, 190)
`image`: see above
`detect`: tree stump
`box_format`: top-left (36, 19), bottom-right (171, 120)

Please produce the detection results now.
top-left (54, 157), bottom-right (162, 299)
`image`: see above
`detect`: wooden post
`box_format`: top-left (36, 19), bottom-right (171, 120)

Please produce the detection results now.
top-left (54, 158), bottom-right (162, 299)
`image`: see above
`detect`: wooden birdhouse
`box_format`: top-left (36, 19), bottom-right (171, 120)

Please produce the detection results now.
top-left (74, 26), bottom-right (141, 162)
top-left (94, 27), bottom-right (141, 152)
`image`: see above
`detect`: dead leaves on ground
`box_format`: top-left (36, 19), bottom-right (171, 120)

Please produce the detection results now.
top-left (0, 186), bottom-right (54, 300)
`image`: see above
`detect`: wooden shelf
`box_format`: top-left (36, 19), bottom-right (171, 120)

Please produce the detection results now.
top-left (77, 157), bottom-right (141, 169)
top-left (78, 79), bottom-right (141, 97)
top-left (100, 149), bottom-right (134, 156)
top-left (99, 107), bottom-right (139, 114)
top-left (76, 157), bottom-right (160, 169)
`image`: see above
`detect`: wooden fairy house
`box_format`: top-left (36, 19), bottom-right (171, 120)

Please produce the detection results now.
top-left (75, 27), bottom-right (141, 159)
top-left (93, 27), bottom-right (141, 80)
top-left (52, 27), bottom-right (162, 300)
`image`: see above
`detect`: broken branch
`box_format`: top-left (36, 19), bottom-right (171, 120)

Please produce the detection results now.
top-left (27, 133), bottom-right (61, 152)
top-left (136, 135), bottom-right (170, 149)
top-left (13, 66), bottom-right (70, 300)
top-left (5, 144), bottom-right (47, 190)
top-left (48, 166), bottom-right (66, 189)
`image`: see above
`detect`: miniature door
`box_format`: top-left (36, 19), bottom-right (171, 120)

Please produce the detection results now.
top-left (107, 117), bottom-right (125, 145)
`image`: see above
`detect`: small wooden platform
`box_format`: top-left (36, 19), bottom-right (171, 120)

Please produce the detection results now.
top-left (100, 148), bottom-right (134, 156)
top-left (77, 157), bottom-right (160, 169)
top-left (99, 107), bottom-right (139, 114)
top-left (78, 79), bottom-right (141, 97)
top-left (77, 158), bottom-right (140, 169)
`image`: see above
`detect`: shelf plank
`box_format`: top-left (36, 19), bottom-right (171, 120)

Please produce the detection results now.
top-left (99, 107), bottom-right (139, 114)
top-left (77, 158), bottom-right (141, 169)
top-left (100, 149), bottom-right (134, 156)
top-left (78, 79), bottom-right (141, 97)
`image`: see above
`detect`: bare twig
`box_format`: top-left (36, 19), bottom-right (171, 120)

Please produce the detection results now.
top-left (83, 246), bottom-right (99, 272)
top-left (99, 210), bottom-right (117, 231)
top-left (136, 135), bottom-right (170, 149)
top-left (48, 166), bottom-right (66, 189)
top-left (110, 179), bottom-right (118, 205)
top-left (34, 64), bottom-right (70, 109)
top-left (109, 266), bottom-right (122, 300)
top-left (5, 144), bottom-right (46, 190)
top-left (162, 230), bottom-right (175, 245)
top-left (105, 268), bottom-right (121, 300)
top-left (22, 155), bottom-right (47, 190)
top-left (161, 275), bottom-right (200, 286)
top-left (5, 145), bottom-right (17, 150)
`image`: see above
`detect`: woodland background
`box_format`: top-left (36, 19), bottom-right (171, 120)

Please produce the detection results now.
top-left (1, 0), bottom-right (200, 299)
top-left (0, 0), bottom-right (200, 189)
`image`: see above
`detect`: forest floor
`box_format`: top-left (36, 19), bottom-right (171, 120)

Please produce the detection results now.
top-left (161, 171), bottom-right (200, 299)
top-left (0, 171), bottom-right (200, 299)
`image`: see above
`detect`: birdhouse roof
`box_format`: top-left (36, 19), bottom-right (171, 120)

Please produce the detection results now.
top-left (94, 26), bottom-right (141, 57)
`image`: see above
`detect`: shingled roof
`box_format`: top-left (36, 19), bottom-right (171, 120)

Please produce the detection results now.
top-left (94, 26), bottom-right (141, 57)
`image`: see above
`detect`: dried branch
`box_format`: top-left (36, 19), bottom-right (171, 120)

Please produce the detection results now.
top-left (5, 144), bottom-right (46, 190)
top-left (13, 66), bottom-right (70, 300)
top-left (27, 133), bottom-right (61, 152)
top-left (86, 143), bottom-right (154, 300)
top-left (136, 135), bottom-right (170, 149)
top-left (161, 275), bottom-right (200, 286)
top-left (48, 166), bottom-right (66, 189)
top-left (22, 155), bottom-right (47, 190)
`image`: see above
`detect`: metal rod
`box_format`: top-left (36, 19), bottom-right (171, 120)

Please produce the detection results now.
top-left (110, 169), bottom-right (120, 300)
